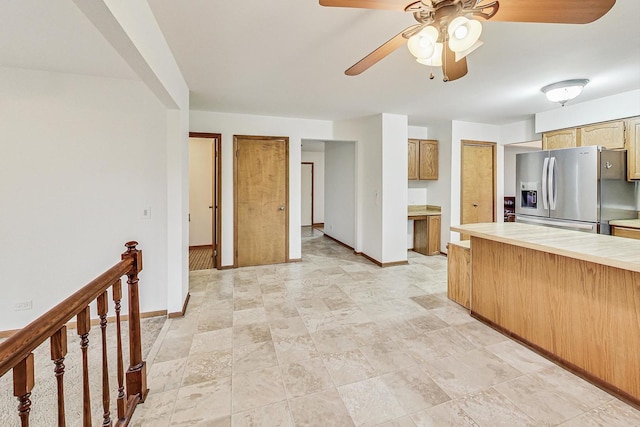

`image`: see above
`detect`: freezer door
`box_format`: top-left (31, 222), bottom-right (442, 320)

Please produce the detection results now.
top-left (515, 150), bottom-right (549, 218)
top-left (549, 146), bottom-right (598, 222)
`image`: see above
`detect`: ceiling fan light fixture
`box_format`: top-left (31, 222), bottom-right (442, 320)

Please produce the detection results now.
top-left (407, 26), bottom-right (439, 59)
top-left (541, 79), bottom-right (589, 106)
top-left (447, 16), bottom-right (482, 53)
top-left (454, 40), bottom-right (484, 62)
top-left (416, 42), bottom-right (443, 67)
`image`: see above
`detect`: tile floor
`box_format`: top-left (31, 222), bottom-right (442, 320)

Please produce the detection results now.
top-left (131, 228), bottom-right (640, 426)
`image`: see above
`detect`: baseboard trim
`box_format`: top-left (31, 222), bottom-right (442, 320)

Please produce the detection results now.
top-left (312, 222), bottom-right (324, 227)
top-left (0, 310), bottom-right (168, 338)
top-left (288, 258), bottom-right (302, 263)
top-left (219, 265), bottom-right (234, 270)
top-left (323, 233), bottom-right (354, 251)
top-left (169, 293), bottom-right (191, 318)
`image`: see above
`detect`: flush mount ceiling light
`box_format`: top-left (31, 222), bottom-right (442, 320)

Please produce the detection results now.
top-left (320, 0), bottom-right (617, 82)
top-left (541, 79), bottom-right (590, 106)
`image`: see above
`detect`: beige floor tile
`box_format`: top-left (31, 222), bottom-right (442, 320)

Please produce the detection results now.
top-left (280, 357), bottom-right (334, 398)
top-left (410, 295), bottom-right (449, 310)
top-left (170, 377), bottom-right (232, 426)
top-left (429, 305), bottom-right (475, 326)
top-left (359, 342), bottom-right (416, 375)
top-left (233, 322), bottom-right (272, 347)
top-left (269, 316), bottom-right (308, 339)
top-left (233, 307), bottom-right (268, 326)
top-left (321, 349), bottom-right (377, 386)
top-left (560, 399), bottom-right (640, 426)
top-left (232, 366), bottom-right (286, 413)
top-left (381, 367), bottom-right (451, 413)
top-left (189, 327), bottom-right (233, 355)
top-left (337, 377), bottom-right (406, 426)
top-left (453, 321), bottom-right (508, 348)
top-left (343, 322), bottom-right (396, 347)
top-left (406, 314), bottom-right (450, 334)
top-left (182, 348), bottom-right (233, 386)
top-left (231, 401), bottom-right (293, 427)
top-left (423, 348), bottom-right (522, 399)
top-left (233, 340), bottom-right (278, 374)
top-left (146, 357), bottom-right (187, 394)
top-left (288, 389), bottom-right (355, 427)
top-left (411, 401), bottom-right (479, 427)
top-left (153, 334), bottom-right (193, 363)
top-left (455, 388), bottom-right (537, 426)
top-left (273, 334), bottom-right (320, 364)
top-left (485, 339), bottom-right (554, 373)
top-left (197, 313), bottom-right (233, 332)
top-left (130, 388), bottom-right (178, 427)
top-left (311, 327), bottom-right (359, 354)
top-left (375, 416), bottom-right (417, 427)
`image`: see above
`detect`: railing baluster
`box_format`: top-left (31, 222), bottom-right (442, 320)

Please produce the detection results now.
top-left (121, 242), bottom-right (147, 403)
top-left (77, 306), bottom-right (92, 427)
top-left (13, 352), bottom-right (35, 427)
top-left (97, 291), bottom-right (112, 427)
top-left (50, 326), bottom-right (68, 427)
top-left (113, 279), bottom-right (126, 420)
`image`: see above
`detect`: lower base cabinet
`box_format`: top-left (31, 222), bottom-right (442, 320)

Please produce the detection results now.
top-left (611, 226), bottom-right (640, 240)
top-left (447, 241), bottom-right (470, 309)
top-left (412, 215), bottom-right (441, 256)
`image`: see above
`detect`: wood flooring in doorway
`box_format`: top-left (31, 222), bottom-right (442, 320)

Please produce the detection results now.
top-left (189, 246), bottom-right (213, 271)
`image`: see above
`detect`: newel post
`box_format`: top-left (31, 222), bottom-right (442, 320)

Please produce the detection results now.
top-left (121, 241), bottom-right (148, 402)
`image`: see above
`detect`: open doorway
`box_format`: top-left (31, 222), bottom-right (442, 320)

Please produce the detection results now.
top-left (503, 140), bottom-right (542, 221)
top-left (188, 132), bottom-right (222, 270)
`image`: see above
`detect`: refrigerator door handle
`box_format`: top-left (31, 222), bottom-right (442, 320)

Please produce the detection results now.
top-left (541, 157), bottom-right (549, 210)
top-left (549, 156), bottom-right (557, 210)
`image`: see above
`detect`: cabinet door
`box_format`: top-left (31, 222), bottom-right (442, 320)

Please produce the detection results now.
top-left (578, 120), bottom-right (625, 149)
top-left (542, 128), bottom-right (576, 150)
top-left (408, 139), bottom-right (419, 180)
top-left (626, 117), bottom-right (640, 180)
top-left (419, 140), bottom-right (439, 180)
top-left (427, 215), bottom-right (441, 255)
top-left (447, 242), bottom-right (470, 309)
top-left (611, 226), bottom-right (640, 240)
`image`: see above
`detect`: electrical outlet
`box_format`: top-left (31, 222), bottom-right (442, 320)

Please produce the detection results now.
top-left (14, 300), bottom-right (32, 311)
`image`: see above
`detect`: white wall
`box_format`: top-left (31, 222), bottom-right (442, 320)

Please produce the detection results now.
top-left (189, 111), bottom-right (333, 266)
top-left (0, 67), bottom-right (168, 330)
top-left (189, 138), bottom-right (213, 246)
top-left (535, 89), bottom-right (640, 133)
top-left (381, 114), bottom-right (409, 263)
top-left (450, 121), bottom-right (502, 244)
top-left (324, 141), bottom-right (356, 247)
top-left (301, 151), bottom-right (325, 224)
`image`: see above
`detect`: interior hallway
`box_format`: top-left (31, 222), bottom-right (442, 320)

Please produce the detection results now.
top-left (132, 230), bottom-right (640, 426)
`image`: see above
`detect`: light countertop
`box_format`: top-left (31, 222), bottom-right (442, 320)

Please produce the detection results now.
top-left (408, 205), bottom-right (441, 219)
top-left (609, 218), bottom-right (640, 229)
top-left (451, 222), bottom-right (640, 273)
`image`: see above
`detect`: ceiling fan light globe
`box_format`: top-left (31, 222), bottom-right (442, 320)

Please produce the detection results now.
top-left (407, 26), bottom-right (439, 59)
top-left (416, 42), bottom-right (443, 67)
top-left (448, 16), bottom-right (482, 53)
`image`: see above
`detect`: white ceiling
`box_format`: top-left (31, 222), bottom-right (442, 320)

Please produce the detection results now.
top-left (1, 1), bottom-right (638, 128)
top-left (147, 0), bottom-right (640, 126)
top-left (0, 0), bottom-right (137, 80)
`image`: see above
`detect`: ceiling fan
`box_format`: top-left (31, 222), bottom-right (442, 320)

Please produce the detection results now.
top-left (320, 0), bottom-right (616, 81)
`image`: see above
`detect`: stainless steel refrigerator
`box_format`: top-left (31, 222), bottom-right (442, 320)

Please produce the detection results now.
top-left (515, 145), bottom-right (637, 234)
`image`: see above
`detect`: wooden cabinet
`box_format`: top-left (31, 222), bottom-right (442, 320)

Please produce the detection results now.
top-left (408, 139), bottom-right (438, 180)
top-left (412, 214), bottom-right (441, 255)
top-left (611, 226), bottom-right (640, 240)
top-left (542, 128), bottom-right (577, 150)
top-left (578, 120), bottom-right (625, 149)
top-left (447, 241), bottom-right (470, 309)
top-left (626, 117), bottom-right (640, 180)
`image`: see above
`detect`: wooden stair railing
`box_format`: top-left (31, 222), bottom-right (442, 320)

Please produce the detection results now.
top-left (0, 241), bottom-right (149, 427)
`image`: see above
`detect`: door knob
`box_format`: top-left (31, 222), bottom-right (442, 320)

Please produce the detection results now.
top-left (473, 203), bottom-right (478, 207)
top-left (279, 206), bottom-right (285, 211)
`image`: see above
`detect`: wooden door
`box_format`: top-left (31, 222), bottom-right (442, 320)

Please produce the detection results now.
top-left (419, 140), bottom-right (438, 180)
top-left (301, 162), bottom-right (313, 226)
top-left (234, 135), bottom-right (289, 267)
top-left (461, 140), bottom-right (496, 238)
top-left (408, 139), bottom-right (419, 180)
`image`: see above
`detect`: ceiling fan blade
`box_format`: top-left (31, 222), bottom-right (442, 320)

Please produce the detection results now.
top-left (319, 0), bottom-right (409, 11)
top-left (345, 29), bottom-right (411, 76)
top-left (477, 0), bottom-right (616, 24)
top-left (442, 42), bottom-right (468, 82)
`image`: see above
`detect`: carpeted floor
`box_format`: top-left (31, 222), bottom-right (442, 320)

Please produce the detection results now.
top-left (0, 316), bottom-right (167, 426)
top-left (189, 246), bottom-right (214, 271)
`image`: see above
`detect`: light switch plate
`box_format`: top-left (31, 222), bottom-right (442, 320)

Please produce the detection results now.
top-left (142, 207), bottom-right (151, 219)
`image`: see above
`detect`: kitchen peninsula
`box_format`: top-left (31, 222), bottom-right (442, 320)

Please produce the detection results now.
top-left (451, 222), bottom-right (640, 407)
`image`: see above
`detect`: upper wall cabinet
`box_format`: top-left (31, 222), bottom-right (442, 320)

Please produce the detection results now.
top-left (408, 139), bottom-right (439, 180)
top-left (542, 128), bottom-right (577, 150)
top-left (626, 117), bottom-right (640, 180)
top-left (578, 120), bottom-right (625, 149)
